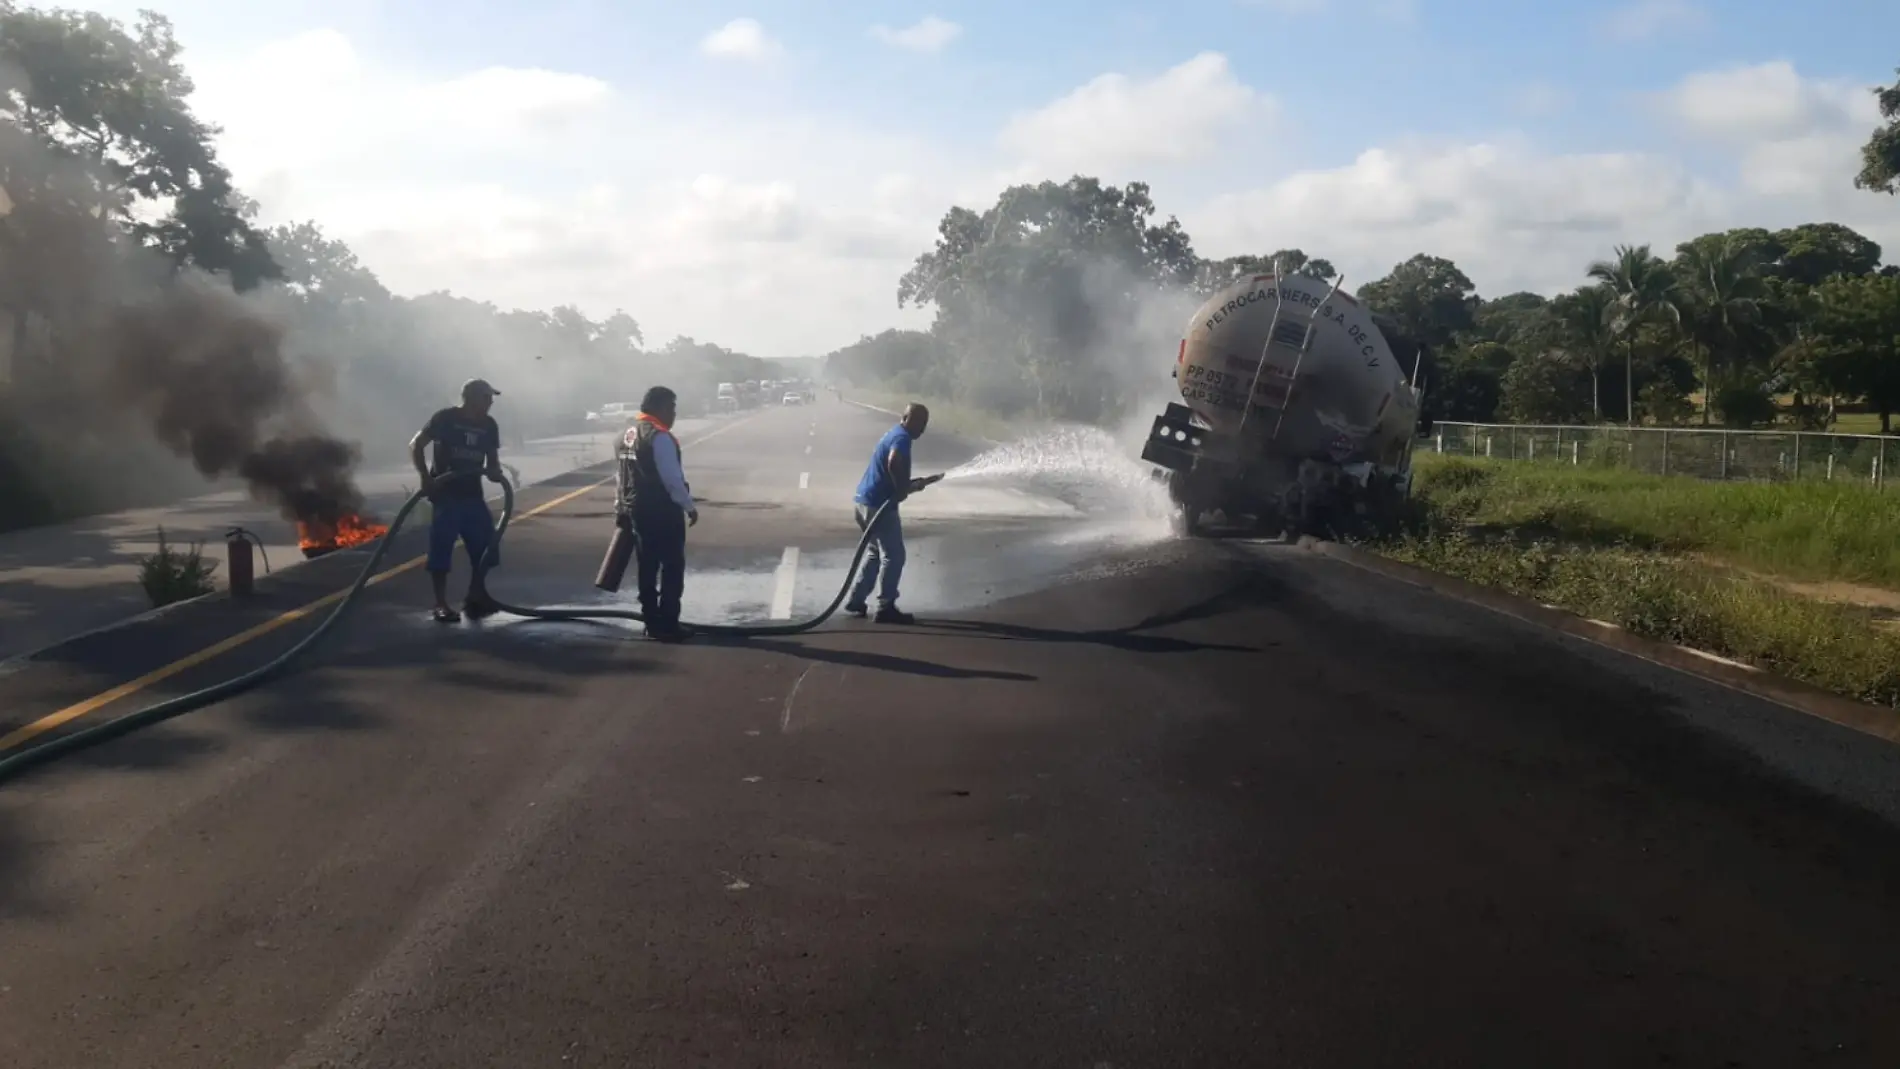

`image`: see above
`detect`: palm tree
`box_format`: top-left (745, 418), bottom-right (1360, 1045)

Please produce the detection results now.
top-left (1549, 284), bottom-right (1618, 421)
top-left (1587, 244), bottom-right (1680, 424)
top-left (1674, 234), bottom-right (1766, 424)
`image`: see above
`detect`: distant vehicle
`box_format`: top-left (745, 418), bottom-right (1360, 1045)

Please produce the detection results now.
top-left (586, 402), bottom-right (640, 424)
top-left (781, 391), bottom-right (804, 406)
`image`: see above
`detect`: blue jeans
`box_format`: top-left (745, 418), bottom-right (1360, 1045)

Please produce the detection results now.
top-left (849, 502), bottom-right (904, 609)
top-left (428, 496), bottom-right (498, 573)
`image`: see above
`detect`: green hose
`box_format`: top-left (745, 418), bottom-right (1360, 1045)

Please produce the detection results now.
top-left (478, 475), bottom-right (897, 636)
top-left (0, 474), bottom-right (902, 786)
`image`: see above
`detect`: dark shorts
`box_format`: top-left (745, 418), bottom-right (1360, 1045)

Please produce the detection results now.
top-left (427, 496), bottom-right (497, 573)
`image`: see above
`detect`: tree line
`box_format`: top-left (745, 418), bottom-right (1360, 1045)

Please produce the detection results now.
top-left (831, 65), bottom-right (1900, 435)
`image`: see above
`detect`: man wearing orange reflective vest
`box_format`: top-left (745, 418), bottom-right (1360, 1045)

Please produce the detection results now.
top-left (621, 386), bottom-right (699, 642)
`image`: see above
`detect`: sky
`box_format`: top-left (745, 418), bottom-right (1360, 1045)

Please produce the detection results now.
top-left (75, 0), bottom-right (1900, 358)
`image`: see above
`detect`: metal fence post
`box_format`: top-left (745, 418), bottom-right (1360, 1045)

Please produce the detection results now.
top-left (1792, 432), bottom-right (1802, 481)
top-left (1720, 432), bottom-right (1730, 480)
top-left (1661, 430), bottom-right (1670, 476)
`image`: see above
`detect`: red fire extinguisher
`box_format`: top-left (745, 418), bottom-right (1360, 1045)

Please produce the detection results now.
top-left (225, 527), bottom-right (269, 598)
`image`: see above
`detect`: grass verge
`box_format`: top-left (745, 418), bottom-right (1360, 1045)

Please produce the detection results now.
top-left (843, 390), bottom-right (1014, 444)
top-left (1408, 452), bottom-right (1900, 589)
top-left (1373, 456), bottom-right (1900, 708)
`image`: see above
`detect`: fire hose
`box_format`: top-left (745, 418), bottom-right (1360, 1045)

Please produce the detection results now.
top-left (0, 471), bottom-right (938, 786)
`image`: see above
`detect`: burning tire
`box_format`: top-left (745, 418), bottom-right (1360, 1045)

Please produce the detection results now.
top-left (299, 513), bottom-right (391, 559)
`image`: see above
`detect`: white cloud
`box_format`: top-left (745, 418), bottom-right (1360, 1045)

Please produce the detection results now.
top-left (183, 28), bottom-right (947, 356)
top-left (1191, 138), bottom-right (1728, 296)
top-left (699, 18), bottom-right (782, 62)
top-left (869, 16), bottom-right (962, 53)
top-left (1655, 61), bottom-right (1884, 198)
top-left (1658, 61), bottom-right (1878, 144)
top-left (170, 28), bottom-right (1900, 360)
top-left (1187, 62), bottom-right (1898, 299)
top-left (1602, 0), bottom-right (1707, 41)
top-left (997, 52), bottom-right (1275, 178)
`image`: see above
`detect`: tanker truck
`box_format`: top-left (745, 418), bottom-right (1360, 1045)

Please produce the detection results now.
top-left (1139, 271), bottom-right (1433, 539)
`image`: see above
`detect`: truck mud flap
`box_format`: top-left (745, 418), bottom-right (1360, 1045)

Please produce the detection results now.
top-left (1140, 404), bottom-right (1206, 473)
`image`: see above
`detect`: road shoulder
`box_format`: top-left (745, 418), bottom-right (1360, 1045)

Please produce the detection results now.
top-left (0, 467), bottom-right (614, 753)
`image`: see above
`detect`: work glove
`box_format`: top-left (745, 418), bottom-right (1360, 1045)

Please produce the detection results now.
top-left (908, 474), bottom-right (941, 493)
top-left (687, 507), bottom-right (699, 527)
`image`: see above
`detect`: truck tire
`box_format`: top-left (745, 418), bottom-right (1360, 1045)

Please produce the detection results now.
top-left (1166, 470), bottom-right (1209, 538)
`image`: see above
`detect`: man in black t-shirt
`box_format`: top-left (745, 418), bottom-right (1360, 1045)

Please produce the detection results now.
top-left (410, 378), bottom-right (504, 622)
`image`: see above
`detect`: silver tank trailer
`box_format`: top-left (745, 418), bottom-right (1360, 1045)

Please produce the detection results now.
top-left (1140, 272), bottom-right (1428, 536)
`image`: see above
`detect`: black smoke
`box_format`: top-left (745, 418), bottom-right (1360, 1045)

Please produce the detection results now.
top-left (100, 276), bottom-right (367, 527)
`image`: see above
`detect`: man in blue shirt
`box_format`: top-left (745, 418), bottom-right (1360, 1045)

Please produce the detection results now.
top-left (847, 403), bottom-right (933, 623)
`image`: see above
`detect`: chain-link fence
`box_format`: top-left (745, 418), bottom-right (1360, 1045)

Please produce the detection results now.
top-left (1427, 422), bottom-right (1900, 488)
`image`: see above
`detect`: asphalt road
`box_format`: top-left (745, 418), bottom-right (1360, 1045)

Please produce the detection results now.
top-left (5, 396), bottom-right (1900, 1068)
top-left (0, 427), bottom-right (638, 663)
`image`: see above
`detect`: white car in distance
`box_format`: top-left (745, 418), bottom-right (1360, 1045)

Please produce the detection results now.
top-left (585, 401), bottom-right (642, 426)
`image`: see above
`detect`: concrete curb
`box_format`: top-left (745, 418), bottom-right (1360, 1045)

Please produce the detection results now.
top-left (1297, 537), bottom-right (1900, 745)
top-left (0, 592), bottom-right (217, 678)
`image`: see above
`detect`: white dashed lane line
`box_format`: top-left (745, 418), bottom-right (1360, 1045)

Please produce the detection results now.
top-left (769, 547), bottom-right (800, 619)
top-left (798, 471), bottom-right (810, 490)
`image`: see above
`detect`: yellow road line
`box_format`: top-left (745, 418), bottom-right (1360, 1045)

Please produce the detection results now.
top-left (0, 475), bottom-right (613, 753)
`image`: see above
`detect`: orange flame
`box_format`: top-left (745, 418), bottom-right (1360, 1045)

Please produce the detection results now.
top-left (298, 513), bottom-right (389, 554)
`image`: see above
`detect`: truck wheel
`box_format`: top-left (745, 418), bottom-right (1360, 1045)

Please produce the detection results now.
top-left (1248, 511), bottom-right (1285, 540)
top-left (1169, 503), bottom-right (1204, 538)
top-left (1165, 471), bottom-right (1209, 538)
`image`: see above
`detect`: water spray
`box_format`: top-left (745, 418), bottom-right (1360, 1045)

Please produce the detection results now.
top-left (936, 426), bottom-right (1177, 523)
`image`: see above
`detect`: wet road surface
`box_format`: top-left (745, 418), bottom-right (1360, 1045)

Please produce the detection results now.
top-left (0, 427), bottom-right (637, 662)
top-left (4, 398), bottom-right (1900, 1067)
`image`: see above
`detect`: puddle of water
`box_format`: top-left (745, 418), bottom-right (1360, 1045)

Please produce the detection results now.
top-left (790, 525), bottom-right (1169, 617)
top-left (476, 566), bottom-right (790, 637)
top-left (416, 520), bottom-right (1173, 643)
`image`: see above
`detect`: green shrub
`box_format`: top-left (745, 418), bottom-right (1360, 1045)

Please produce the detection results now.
top-left (137, 527), bottom-right (220, 608)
